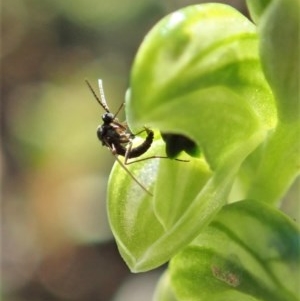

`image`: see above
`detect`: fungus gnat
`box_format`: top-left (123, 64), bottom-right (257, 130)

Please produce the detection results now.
top-left (86, 79), bottom-right (188, 196)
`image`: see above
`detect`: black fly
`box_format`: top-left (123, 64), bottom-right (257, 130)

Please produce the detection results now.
top-left (86, 79), bottom-right (188, 196)
top-left (86, 79), bottom-right (156, 195)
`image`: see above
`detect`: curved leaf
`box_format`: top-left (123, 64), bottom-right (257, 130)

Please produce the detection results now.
top-left (246, 0), bottom-right (272, 24)
top-left (108, 3), bottom-right (275, 272)
top-left (153, 271), bottom-right (179, 301)
top-left (243, 0), bottom-right (300, 205)
top-left (169, 200), bottom-right (300, 301)
top-left (108, 131), bottom-right (263, 271)
top-left (127, 3), bottom-right (275, 170)
top-left (259, 0), bottom-right (300, 122)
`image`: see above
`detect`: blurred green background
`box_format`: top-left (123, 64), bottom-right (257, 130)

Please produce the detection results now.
top-left (5, 1), bottom-right (296, 300)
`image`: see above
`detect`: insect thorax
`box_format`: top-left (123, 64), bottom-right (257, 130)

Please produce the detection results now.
top-left (97, 124), bottom-right (131, 146)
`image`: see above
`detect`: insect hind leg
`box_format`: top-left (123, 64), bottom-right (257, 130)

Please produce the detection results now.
top-left (124, 155), bottom-right (189, 165)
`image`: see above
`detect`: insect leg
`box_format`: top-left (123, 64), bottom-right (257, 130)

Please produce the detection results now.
top-left (105, 140), bottom-right (153, 196)
top-left (113, 102), bottom-right (125, 119)
top-left (125, 155), bottom-right (189, 165)
top-left (124, 139), bottom-right (134, 165)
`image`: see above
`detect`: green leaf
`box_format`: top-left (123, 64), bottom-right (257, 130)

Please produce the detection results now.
top-left (241, 122), bottom-right (300, 205)
top-left (108, 131), bottom-right (264, 272)
top-left (107, 136), bottom-right (215, 271)
top-left (246, 0), bottom-right (272, 24)
top-left (127, 3), bottom-right (275, 170)
top-left (242, 0), bottom-right (300, 205)
top-left (259, 0), bottom-right (300, 122)
top-left (169, 200), bottom-right (300, 301)
top-left (153, 271), bottom-right (179, 301)
top-left (107, 3), bottom-right (276, 272)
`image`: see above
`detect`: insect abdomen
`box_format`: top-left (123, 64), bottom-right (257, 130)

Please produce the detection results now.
top-left (128, 129), bottom-right (154, 159)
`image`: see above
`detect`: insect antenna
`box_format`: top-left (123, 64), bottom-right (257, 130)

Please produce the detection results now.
top-left (98, 79), bottom-right (125, 119)
top-left (97, 79), bottom-right (111, 113)
top-left (85, 79), bottom-right (110, 113)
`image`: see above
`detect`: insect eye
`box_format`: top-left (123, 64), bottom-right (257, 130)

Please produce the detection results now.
top-left (102, 113), bottom-right (114, 123)
top-left (97, 125), bottom-right (102, 134)
top-left (97, 125), bottom-right (104, 140)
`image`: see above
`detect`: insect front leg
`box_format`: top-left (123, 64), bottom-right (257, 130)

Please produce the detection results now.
top-left (131, 128), bottom-right (147, 136)
top-left (124, 139), bottom-right (134, 165)
top-left (105, 140), bottom-right (153, 196)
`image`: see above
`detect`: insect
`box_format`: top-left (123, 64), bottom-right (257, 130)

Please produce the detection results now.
top-left (86, 79), bottom-right (188, 196)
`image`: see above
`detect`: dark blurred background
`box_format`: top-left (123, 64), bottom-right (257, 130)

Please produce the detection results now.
top-left (2, 1), bottom-right (297, 300)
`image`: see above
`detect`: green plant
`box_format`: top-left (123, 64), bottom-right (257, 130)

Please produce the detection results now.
top-left (107, 1), bottom-right (299, 300)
